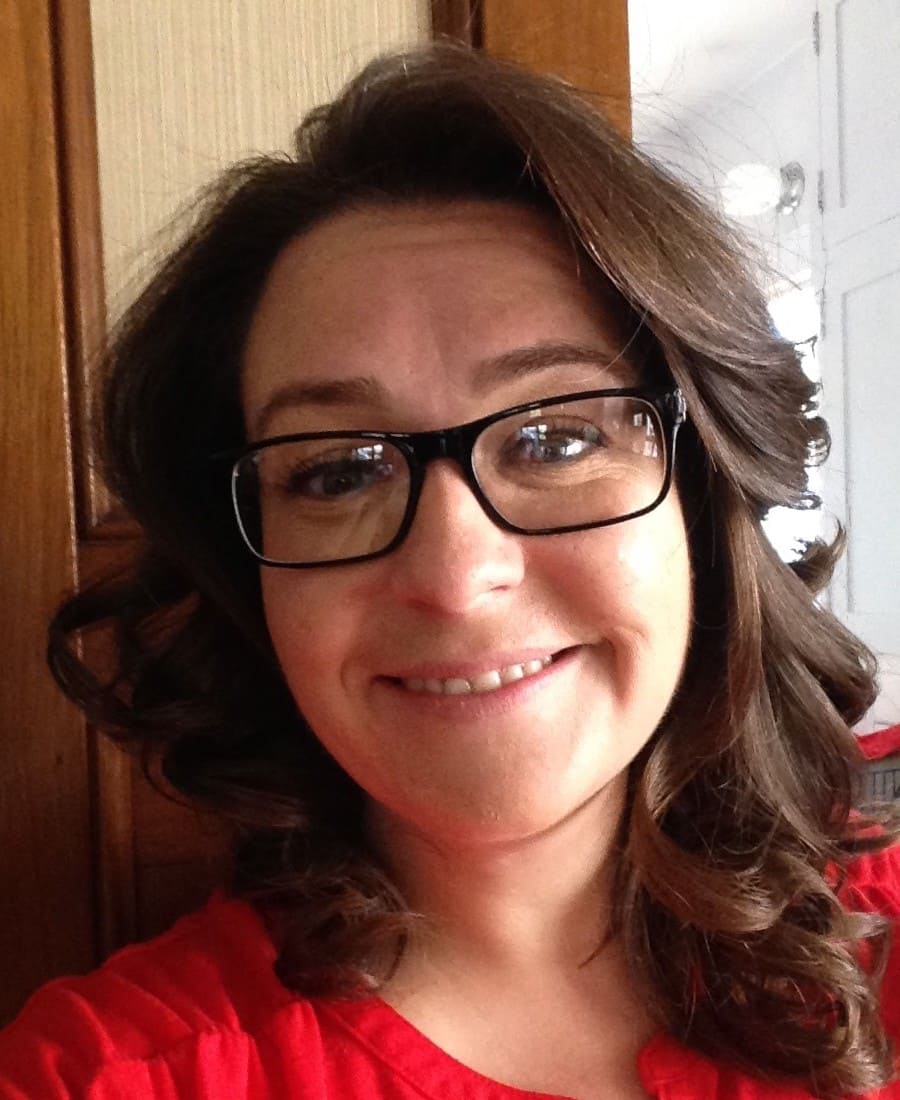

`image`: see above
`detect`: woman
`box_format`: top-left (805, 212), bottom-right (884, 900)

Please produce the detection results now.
top-left (0, 43), bottom-right (897, 1100)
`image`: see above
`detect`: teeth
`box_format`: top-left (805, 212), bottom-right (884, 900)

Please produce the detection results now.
top-left (444, 678), bottom-right (472, 695)
top-left (470, 669), bottom-right (502, 692)
top-left (401, 656), bottom-right (553, 696)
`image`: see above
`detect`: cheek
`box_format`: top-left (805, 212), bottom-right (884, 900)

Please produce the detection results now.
top-left (260, 573), bottom-right (352, 706)
top-left (548, 505), bottom-right (691, 637)
top-left (545, 505), bottom-right (693, 732)
top-left (615, 520), bottom-right (692, 628)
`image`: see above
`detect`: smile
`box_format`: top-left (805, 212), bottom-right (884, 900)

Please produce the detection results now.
top-left (400, 656), bottom-right (554, 696)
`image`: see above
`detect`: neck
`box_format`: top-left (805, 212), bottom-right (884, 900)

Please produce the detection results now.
top-left (367, 775), bottom-right (626, 974)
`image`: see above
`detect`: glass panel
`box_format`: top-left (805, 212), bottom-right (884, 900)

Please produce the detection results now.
top-left (237, 439), bottom-right (412, 565)
top-left (476, 397), bottom-right (667, 529)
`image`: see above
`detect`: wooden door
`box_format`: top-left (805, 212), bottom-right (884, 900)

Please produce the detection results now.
top-left (0, 0), bottom-right (95, 1028)
top-left (0, 0), bottom-right (628, 1025)
top-left (436, 0), bottom-right (630, 134)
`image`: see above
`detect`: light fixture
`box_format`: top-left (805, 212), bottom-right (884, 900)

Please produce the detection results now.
top-left (721, 161), bottom-right (806, 218)
top-left (775, 162), bottom-right (805, 214)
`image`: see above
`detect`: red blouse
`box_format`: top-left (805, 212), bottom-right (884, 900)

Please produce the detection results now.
top-left (2, 847), bottom-right (900, 1099)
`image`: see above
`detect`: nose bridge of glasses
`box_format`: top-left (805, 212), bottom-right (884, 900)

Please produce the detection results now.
top-left (402, 421), bottom-right (494, 526)
top-left (406, 422), bottom-right (478, 479)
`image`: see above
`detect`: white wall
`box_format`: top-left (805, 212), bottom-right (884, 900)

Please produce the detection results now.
top-left (628, 0), bottom-right (900, 730)
top-left (631, 13), bottom-right (818, 291)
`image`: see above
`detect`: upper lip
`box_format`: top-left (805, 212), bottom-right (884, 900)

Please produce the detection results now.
top-left (384, 647), bottom-right (572, 681)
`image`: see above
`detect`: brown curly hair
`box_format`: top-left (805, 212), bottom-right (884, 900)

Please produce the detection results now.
top-left (48, 43), bottom-right (897, 1096)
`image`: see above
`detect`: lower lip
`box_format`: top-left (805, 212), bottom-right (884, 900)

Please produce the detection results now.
top-left (375, 647), bottom-right (579, 717)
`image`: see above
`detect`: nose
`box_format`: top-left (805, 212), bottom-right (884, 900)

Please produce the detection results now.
top-left (383, 460), bottom-right (526, 615)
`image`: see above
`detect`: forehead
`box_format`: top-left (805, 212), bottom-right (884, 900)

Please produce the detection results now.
top-left (265, 199), bottom-right (581, 284)
top-left (241, 200), bottom-right (633, 433)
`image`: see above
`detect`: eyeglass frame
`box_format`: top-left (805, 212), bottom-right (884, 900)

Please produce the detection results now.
top-left (227, 385), bottom-right (688, 569)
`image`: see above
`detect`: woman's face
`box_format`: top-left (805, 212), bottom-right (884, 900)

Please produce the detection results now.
top-left (242, 201), bottom-right (692, 847)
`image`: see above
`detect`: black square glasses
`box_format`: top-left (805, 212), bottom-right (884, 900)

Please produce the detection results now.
top-left (228, 386), bottom-right (686, 568)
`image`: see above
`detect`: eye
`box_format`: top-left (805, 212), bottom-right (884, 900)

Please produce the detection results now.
top-left (280, 445), bottom-right (394, 500)
top-left (506, 419), bottom-right (606, 464)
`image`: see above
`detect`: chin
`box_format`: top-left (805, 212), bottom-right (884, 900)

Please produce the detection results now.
top-left (373, 770), bottom-right (625, 849)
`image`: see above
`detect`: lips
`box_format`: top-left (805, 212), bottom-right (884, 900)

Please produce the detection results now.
top-left (401, 655), bottom-right (554, 696)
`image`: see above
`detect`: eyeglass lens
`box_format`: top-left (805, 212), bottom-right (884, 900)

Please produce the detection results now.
top-left (234, 394), bottom-right (668, 566)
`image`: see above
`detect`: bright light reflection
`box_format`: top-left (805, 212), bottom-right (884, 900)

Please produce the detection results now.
top-left (762, 283), bottom-right (823, 562)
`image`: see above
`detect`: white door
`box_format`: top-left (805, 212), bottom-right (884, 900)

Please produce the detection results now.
top-left (816, 0), bottom-right (900, 728)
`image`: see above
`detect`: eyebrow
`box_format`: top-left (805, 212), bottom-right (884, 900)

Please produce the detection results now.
top-left (250, 340), bottom-right (633, 438)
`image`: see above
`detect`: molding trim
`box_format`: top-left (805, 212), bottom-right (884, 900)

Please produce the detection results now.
top-left (430, 0), bottom-right (482, 45)
top-left (52, 0), bottom-right (114, 532)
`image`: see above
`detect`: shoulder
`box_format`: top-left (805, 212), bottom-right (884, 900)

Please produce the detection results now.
top-left (0, 893), bottom-right (305, 1097)
top-left (840, 844), bottom-right (900, 1050)
top-left (638, 848), bottom-right (900, 1099)
top-left (841, 843), bottom-right (900, 916)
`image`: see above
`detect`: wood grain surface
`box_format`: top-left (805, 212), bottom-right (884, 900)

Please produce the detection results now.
top-left (430, 0), bottom-right (481, 44)
top-left (54, 0), bottom-right (113, 533)
top-left (0, 0), bottom-right (94, 1025)
top-left (482, 0), bottom-right (631, 136)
